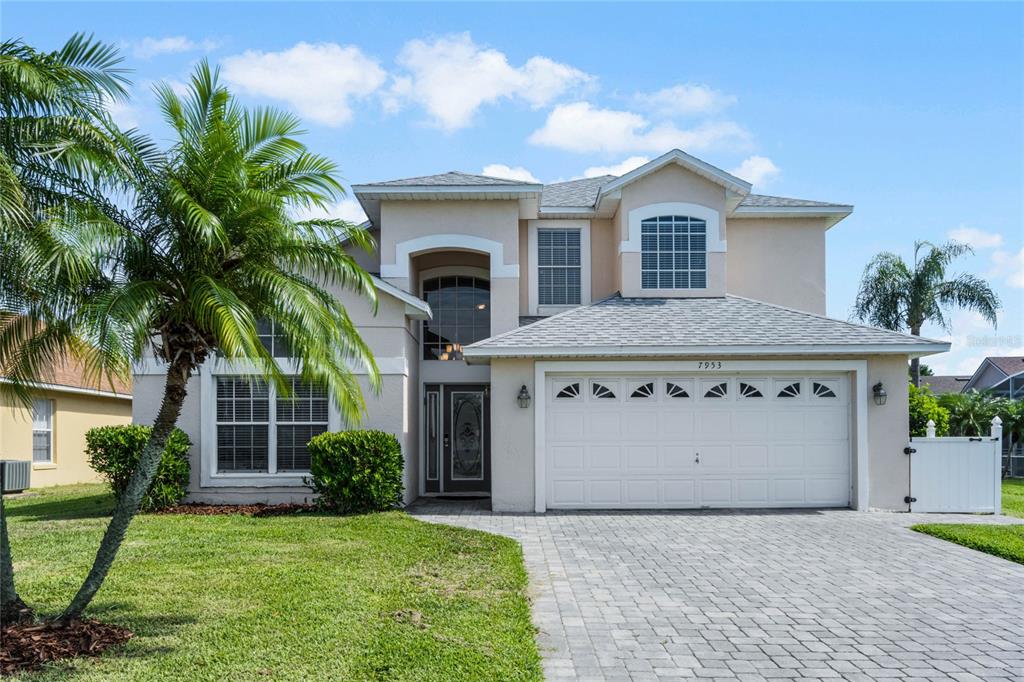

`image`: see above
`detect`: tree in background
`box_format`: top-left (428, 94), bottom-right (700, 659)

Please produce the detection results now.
top-left (938, 390), bottom-right (1002, 437)
top-left (3, 61), bottom-right (380, 623)
top-left (908, 384), bottom-right (950, 437)
top-left (0, 33), bottom-right (128, 624)
top-left (853, 241), bottom-right (1000, 388)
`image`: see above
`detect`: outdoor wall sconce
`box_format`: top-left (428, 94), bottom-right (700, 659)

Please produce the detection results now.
top-left (517, 385), bottom-right (531, 408)
top-left (873, 382), bottom-right (887, 406)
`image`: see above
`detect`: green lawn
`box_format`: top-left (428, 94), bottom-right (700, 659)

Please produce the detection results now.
top-left (912, 479), bottom-right (1024, 565)
top-left (5, 485), bottom-right (541, 681)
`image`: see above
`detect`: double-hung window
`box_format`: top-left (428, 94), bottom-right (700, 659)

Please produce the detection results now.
top-left (32, 399), bottom-right (53, 464)
top-left (537, 229), bottom-right (582, 306)
top-left (216, 376), bottom-right (327, 474)
top-left (641, 215), bottom-right (707, 289)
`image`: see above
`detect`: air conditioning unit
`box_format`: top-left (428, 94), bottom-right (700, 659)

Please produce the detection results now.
top-left (1, 460), bottom-right (31, 494)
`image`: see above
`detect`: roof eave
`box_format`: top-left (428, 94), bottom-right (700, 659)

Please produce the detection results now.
top-left (371, 275), bottom-right (432, 320)
top-left (464, 341), bottom-right (950, 363)
top-left (731, 205), bottom-right (854, 229)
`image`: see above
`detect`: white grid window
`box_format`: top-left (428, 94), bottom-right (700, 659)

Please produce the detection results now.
top-left (32, 399), bottom-right (53, 463)
top-left (216, 376), bottom-right (329, 474)
top-left (641, 216), bottom-right (707, 289)
top-left (275, 377), bottom-right (328, 472)
top-left (256, 319), bottom-right (292, 358)
top-left (537, 229), bottom-right (582, 305)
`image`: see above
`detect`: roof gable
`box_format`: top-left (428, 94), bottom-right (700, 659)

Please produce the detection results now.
top-left (599, 149), bottom-right (752, 199)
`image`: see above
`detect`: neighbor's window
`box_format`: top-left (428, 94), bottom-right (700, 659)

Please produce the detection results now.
top-left (32, 398), bottom-right (53, 463)
top-left (215, 376), bottom-right (328, 474)
top-left (537, 229), bottom-right (581, 306)
top-left (422, 276), bottom-right (490, 361)
top-left (641, 215), bottom-right (707, 289)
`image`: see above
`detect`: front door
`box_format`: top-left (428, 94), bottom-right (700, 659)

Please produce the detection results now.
top-left (425, 384), bottom-right (490, 494)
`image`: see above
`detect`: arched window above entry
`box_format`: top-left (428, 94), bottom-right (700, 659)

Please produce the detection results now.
top-left (422, 276), bottom-right (490, 361)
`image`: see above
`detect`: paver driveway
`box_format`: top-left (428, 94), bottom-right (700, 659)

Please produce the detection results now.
top-left (410, 501), bottom-right (1024, 681)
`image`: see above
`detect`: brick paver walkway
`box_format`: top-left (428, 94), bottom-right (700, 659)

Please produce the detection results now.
top-left (410, 500), bottom-right (1024, 681)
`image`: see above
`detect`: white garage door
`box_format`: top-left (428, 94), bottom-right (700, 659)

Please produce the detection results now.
top-left (545, 375), bottom-right (851, 509)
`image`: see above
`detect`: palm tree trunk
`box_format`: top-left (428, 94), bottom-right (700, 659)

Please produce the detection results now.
top-left (1, 493), bottom-right (33, 623)
top-left (57, 356), bottom-right (192, 623)
top-left (909, 326), bottom-right (922, 388)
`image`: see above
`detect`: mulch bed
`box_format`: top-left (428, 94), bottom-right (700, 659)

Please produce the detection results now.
top-left (1, 619), bottom-right (133, 675)
top-left (157, 502), bottom-right (315, 517)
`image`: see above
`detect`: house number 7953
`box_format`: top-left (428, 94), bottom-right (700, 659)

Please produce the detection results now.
top-left (697, 361), bottom-right (722, 369)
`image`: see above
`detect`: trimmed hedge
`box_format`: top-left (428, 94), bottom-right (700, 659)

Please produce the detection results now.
top-left (86, 425), bottom-right (191, 511)
top-left (308, 430), bottom-right (403, 514)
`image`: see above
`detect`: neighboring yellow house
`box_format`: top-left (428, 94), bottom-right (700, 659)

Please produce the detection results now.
top-left (1, 363), bottom-right (131, 487)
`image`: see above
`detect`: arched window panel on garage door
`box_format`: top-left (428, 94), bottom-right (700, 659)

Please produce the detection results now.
top-left (664, 379), bottom-right (693, 399)
top-left (812, 379), bottom-right (840, 399)
top-left (590, 380), bottom-right (618, 400)
top-left (738, 380), bottom-right (766, 399)
top-left (554, 380), bottom-right (582, 400)
top-left (701, 379), bottom-right (730, 399)
top-left (774, 379), bottom-right (803, 399)
top-left (628, 381), bottom-right (656, 399)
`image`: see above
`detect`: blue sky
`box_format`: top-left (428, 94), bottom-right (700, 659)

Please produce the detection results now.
top-left (6, 2), bottom-right (1022, 375)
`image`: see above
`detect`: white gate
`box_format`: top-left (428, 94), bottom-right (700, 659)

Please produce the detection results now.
top-left (908, 417), bottom-right (1003, 513)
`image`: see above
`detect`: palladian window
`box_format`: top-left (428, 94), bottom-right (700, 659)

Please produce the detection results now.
top-left (422, 276), bottom-right (490, 361)
top-left (641, 215), bottom-right (707, 289)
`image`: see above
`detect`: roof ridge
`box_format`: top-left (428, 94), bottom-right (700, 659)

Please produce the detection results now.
top-left (723, 294), bottom-right (947, 344)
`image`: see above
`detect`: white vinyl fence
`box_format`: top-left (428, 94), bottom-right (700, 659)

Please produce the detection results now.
top-left (907, 417), bottom-right (1002, 513)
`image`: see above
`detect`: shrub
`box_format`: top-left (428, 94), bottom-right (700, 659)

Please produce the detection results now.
top-left (86, 425), bottom-right (191, 511)
top-left (308, 430), bottom-right (403, 513)
top-left (938, 390), bottom-right (1003, 436)
top-left (908, 384), bottom-right (949, 437)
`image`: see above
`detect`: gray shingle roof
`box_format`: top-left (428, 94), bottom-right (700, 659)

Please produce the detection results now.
top-left (921, 375), bottom-right (970, 395)
top-left (465, 295), bottom-right (946, 357)
top-left (739, 194), bottom-right (851, 208)
top-left (366, 171), bottom-right (534, 187)
top-left (985, 356), bottom-right (1024, 376)
top-left (541, 176), bottom-right (614, 208)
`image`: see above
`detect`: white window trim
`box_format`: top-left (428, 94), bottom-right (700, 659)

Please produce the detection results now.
top-left (532, 360), bottom-right (870, 513)
top-left (380, 233), bottom-right (519, 280)
top-left (527, 219), bottom-right (591, 316)
top-left (199, 359), bottom-right (341, 488)
top-left (622, 202), bottom-right (725, 254)
top-left (32, 398), bottom-right (54, 464)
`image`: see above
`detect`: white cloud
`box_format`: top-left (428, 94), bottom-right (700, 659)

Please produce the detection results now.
top-left (389, 33), bottom-right (593, 131)
top-left (729, 155), bottom-right (780, 187)
top-left (528, 102), bottom-right (751, 154)
top-left (581, 156), bottom-right (650, 178)
top-left (294, 198), bottom-right (367, 225)
top-left (990, 247), bottom-right (1024, 288)
top-left (131, 36), bottom-right (219, 59)
top-left (481, 164), bottom-right (540, 183)
top-left (105, 98), bottom-right (142, 130)
top-left (222, 42), bottom-right (387, 126)
top-left (634, 83), bottom-right (737, 117)
top-left (947, 225), bottom-right (1004, 249)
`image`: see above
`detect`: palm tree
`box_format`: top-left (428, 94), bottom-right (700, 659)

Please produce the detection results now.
top-left (0, 34), bottom-right (128, 624)
top-left (853, 241), bottom-right (1000, 387)
top-left (937, 390), bottom-right (1002, 437)
top-left (2, 61), bottom-right (379, 623)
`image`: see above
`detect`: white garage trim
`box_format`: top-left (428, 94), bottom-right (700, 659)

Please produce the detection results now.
top-left (533, 359), bottom-right (869, 512)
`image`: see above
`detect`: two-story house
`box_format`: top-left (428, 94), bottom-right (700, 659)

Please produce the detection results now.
top-left (132, 149), bottom-right (949, 511)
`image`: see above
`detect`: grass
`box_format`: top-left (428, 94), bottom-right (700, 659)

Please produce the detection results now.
top-left (912, 479), bottom-right (1024, 565)
top-left (5, 484), bottom-right (542, 681)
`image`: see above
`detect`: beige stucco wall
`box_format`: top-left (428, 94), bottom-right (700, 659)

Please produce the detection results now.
top-left (727, 217), bottom-right (828, 314)
top-left (489, 358), bottom-right (536, 511)
top-left (1, 389), bottom-right (131, 487)
top-left (615, 165), bottom-right (728, 298)
top-left (865, 354), bottom-right (911, 510)
top-left (487, 353), bottom-right (914, 513)
top-left (132, 281), bottom-right (421, 505)
top-left (590, 218), bottom-right (618, 301)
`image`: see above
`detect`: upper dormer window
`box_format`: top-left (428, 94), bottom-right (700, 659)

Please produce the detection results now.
top-left (640, 216), bottom-right (707, 289)
top-left (537, 229), bottom-right (581, 305)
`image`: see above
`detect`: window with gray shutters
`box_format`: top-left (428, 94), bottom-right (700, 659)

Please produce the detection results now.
top-left (537, 229), bottom-right (582, 305)
top-left (32, 398), bottom-right (53, 463)
top-left (640, 216), bottom-right (707, 289)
